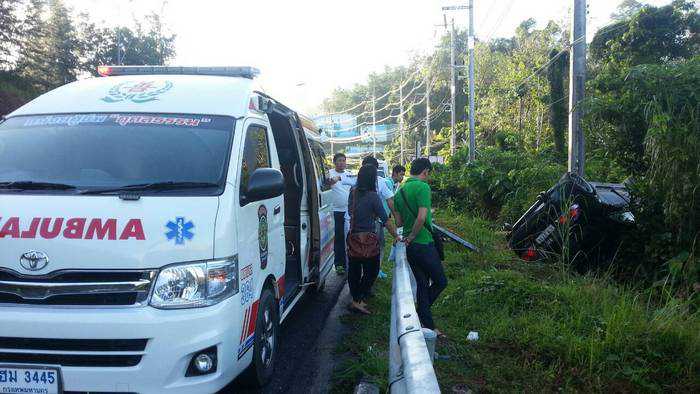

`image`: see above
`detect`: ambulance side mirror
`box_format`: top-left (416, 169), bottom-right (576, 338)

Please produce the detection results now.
top-left (243, 168), bottom-right (285, 205)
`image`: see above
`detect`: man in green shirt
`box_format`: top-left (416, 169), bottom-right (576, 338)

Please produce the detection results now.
top-left (394, 158), bottom-right (447, 335)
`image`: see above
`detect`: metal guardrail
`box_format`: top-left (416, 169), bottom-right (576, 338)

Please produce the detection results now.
top-left (433, 224), bottom-right (479, 252)
top-left (388, 242), bottom-right (441, 393)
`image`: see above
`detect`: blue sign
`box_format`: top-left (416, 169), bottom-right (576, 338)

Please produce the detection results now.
top-left (165, 217), bottom-right (194, 245)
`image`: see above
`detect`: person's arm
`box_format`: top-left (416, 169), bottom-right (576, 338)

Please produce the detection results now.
top-left (385, 218), bottom-right (399, 240)
top-left (393, 209), bottom-right (404, 228)
top-left (373, 193), bottom-right (400, 240)
top-left (405, 207), bottom-right (427, 244)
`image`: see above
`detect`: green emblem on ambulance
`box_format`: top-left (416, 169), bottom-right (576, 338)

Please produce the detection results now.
top-left (258, 205), bottom-right (269, 269)
top-left (101, 80), bottom-right (173, 103)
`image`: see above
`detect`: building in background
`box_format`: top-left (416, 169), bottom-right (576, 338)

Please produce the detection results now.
top-left (313, 114), bottom-right (397, 156)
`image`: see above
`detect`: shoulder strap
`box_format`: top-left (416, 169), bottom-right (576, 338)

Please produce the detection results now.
top-left (350, 188), bottom-right (357, 232)
top-left (399, 187), bottom-right (434, 235)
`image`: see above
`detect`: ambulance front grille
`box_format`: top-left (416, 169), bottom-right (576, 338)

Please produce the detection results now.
top-left (0, 337), bottom-right (147, 368)
top-left (0, 269), bottom-right (157, 306)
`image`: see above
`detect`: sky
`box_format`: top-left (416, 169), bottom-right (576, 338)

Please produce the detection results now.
top-left (67, 0), bottom-right (672, 114)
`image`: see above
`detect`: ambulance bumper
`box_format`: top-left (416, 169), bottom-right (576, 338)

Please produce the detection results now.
top-left (0, 296), bottom-right (248, 394)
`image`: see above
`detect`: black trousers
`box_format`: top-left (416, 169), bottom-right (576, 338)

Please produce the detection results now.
top-left (406, 242), bottom-right (448, 329)
top-left (348, 255), bottom-right (380, 302)
top-left (333, 211), bottom-right (347, 269)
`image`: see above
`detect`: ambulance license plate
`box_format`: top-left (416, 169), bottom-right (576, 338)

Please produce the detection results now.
top-left (0, 365), bottom-right (61, 394)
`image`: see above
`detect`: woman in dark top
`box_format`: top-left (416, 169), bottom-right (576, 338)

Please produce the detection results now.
top-left (347, 164), bottom-right (399, 314)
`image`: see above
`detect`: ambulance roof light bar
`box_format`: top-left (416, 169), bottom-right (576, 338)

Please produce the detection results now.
top-left (97, 65), bottom-right (260, 79)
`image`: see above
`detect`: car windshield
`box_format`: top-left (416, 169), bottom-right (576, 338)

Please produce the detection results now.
top-left (0, 113), bottom-right (234, 195)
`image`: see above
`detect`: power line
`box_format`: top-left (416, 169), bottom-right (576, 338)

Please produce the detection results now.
top-left (483, 0), bottom-right (516, 42)
top-left (515, 34), bottom-right (585, 94)
top-left (324, 67), bottom-right (423, 116)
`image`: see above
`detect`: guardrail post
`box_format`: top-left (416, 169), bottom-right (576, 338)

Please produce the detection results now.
top-left (422, 328), bottom-right (437, 363)
top-left (388, 242), bottom-right (441, 394)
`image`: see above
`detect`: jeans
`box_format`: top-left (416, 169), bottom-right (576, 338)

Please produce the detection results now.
top-left (406, 242), bottom-right (447, 329)
top-left (334, 211), bottom-right (347, 269)
top-left (348, 254), bottom-right (380, 302)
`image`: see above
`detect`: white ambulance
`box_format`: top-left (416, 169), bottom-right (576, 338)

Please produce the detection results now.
top-left (0, 66), bottom-right (336, 393)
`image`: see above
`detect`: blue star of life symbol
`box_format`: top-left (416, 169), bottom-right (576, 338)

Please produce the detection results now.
top-left (165, 217), bottom-right (194, 245)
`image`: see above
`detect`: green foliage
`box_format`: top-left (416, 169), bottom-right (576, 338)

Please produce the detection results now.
top-left (0, 0), bottom-right (176, 113)
top-left (590, 0), bottom-right (699, 67)
top-left (0, 0), bottom-right (21, 68)
top-left (79, 14), bottom-right (176, 76)
top-left (333, 211), bottom-right (700, 392)
top-left (431, 146), bottom-right (564, 223)
top-left (587, 57), bottom-right (700, 288)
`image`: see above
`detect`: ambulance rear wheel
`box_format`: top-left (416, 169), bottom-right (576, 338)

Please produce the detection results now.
top-left (241, 288), bottom-right (278, 388)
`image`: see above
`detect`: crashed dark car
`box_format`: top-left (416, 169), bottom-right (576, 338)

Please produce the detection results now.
top-left (507, 172), bottom-right (635, 270)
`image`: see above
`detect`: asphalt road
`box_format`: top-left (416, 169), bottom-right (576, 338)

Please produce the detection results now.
top-left (220, 271), bottom-right (348, 394)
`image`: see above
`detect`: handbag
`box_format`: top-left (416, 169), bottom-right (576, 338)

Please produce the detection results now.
top-left (399, 188), bottom-right (445, 261)
top-left (346, 189), bottom-right (381, 259)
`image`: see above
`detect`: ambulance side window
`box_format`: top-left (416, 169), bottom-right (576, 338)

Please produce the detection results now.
top-left (240, 125), bottom-right (271, 202)
top-left (311, 146), bottom-right (330, 192)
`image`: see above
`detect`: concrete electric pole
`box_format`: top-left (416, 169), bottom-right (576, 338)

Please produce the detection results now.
top-left (468, 0), bottom-right (476, 162)
top-left (372, 91), bottom-right (377, 157)
top-left (425, 75), bottom-right (431, 156)
top-left (442, 4), bottom-right (469, 157)
top-left (450, 18), bottom-right (457, 156)
top-left (568, 0), bottom-right (586, 176)
top-left (399, 82), bottom-right (405, 164)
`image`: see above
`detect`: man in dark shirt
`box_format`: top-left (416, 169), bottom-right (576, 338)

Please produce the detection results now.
top-left (394, 158), bottom-right (447, 335)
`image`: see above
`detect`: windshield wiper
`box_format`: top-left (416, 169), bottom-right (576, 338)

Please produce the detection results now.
top-left (0, 181), bottom-right (77, 190)
top-left (81, 181), bottom-right (220, 195)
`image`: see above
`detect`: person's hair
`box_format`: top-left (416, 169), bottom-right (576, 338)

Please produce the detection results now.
top-left (356, 164), bottom-right (377, 195)
top-left (392, 164), bottom-right (406, 175)
top-left (333, 152), bottom-right (346, 163)
top-left (361, 156), bottom-right (379, 168)
top-left (410, 158), bottom-right (432, 176)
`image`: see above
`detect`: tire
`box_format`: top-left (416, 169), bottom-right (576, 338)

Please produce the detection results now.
top-left (241, 288), bottom-right (279, 388)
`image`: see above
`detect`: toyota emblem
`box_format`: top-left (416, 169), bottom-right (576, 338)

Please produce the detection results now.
top-left (20, 251), bottom-right (49, 271)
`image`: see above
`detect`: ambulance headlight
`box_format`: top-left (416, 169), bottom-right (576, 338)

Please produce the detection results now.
top-left (150, 256), bottom-right (239, 309)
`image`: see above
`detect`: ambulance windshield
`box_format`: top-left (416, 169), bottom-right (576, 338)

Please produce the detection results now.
top-left (0, 113), bottom-right (234, 195)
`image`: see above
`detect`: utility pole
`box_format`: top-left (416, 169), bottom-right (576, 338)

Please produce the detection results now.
top-left (329, 114), bottom-right (334, 155)
top-left (441, 4), bottom-right (469, 156)
top-left (425, 75), bottom-right (431, 157)
top-left (372, 90), bottom-right (377, 157)
top-left (399, 82), bottom-right (405, 164)
top-left (468, 0), bottom-right (476, 162)
top-left (568, 0), bottom-right (586, 176)
top-left (450, 18), bottom-right (457, 156)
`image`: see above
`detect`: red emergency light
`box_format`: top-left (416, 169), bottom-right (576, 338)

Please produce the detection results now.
top-left (97, 65), bottom-right (112, 76)
top-left (95, 65), bottom-right (260, 79)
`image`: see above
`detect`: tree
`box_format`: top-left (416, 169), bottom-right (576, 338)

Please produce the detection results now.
top-left (16, 0), bottom-right (50, 86)
top-left (42, 0), bottom-right (80, 88)
top-left (590, 0), bottom-right (699, 67)
top-left (0, 0), bottom-right (21, 68)
top-left (80, 12), bottom-right (176, 75)
top-left (611, 0), bottom-right (643, 21)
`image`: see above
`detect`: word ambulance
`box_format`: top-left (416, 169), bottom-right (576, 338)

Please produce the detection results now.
top-left (0, 217), bottom-right (145, 240)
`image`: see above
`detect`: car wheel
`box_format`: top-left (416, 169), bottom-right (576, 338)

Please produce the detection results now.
top-left (241, 288), bottom-right (278, 388)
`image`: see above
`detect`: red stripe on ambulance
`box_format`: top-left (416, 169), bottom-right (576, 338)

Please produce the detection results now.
top-left (247, 300), bottom-right (259, 336)
top-left (0, 217), bottom-right (145, 240)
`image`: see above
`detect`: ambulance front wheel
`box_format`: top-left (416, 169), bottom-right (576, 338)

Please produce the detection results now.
top-left (241, 288), bottom-right (279, 387)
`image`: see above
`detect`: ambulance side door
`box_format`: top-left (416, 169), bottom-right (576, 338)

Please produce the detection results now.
top-left (236, 119), bottom-right (284, 308)
top-left (310, 145), bottom-right (335, 283)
